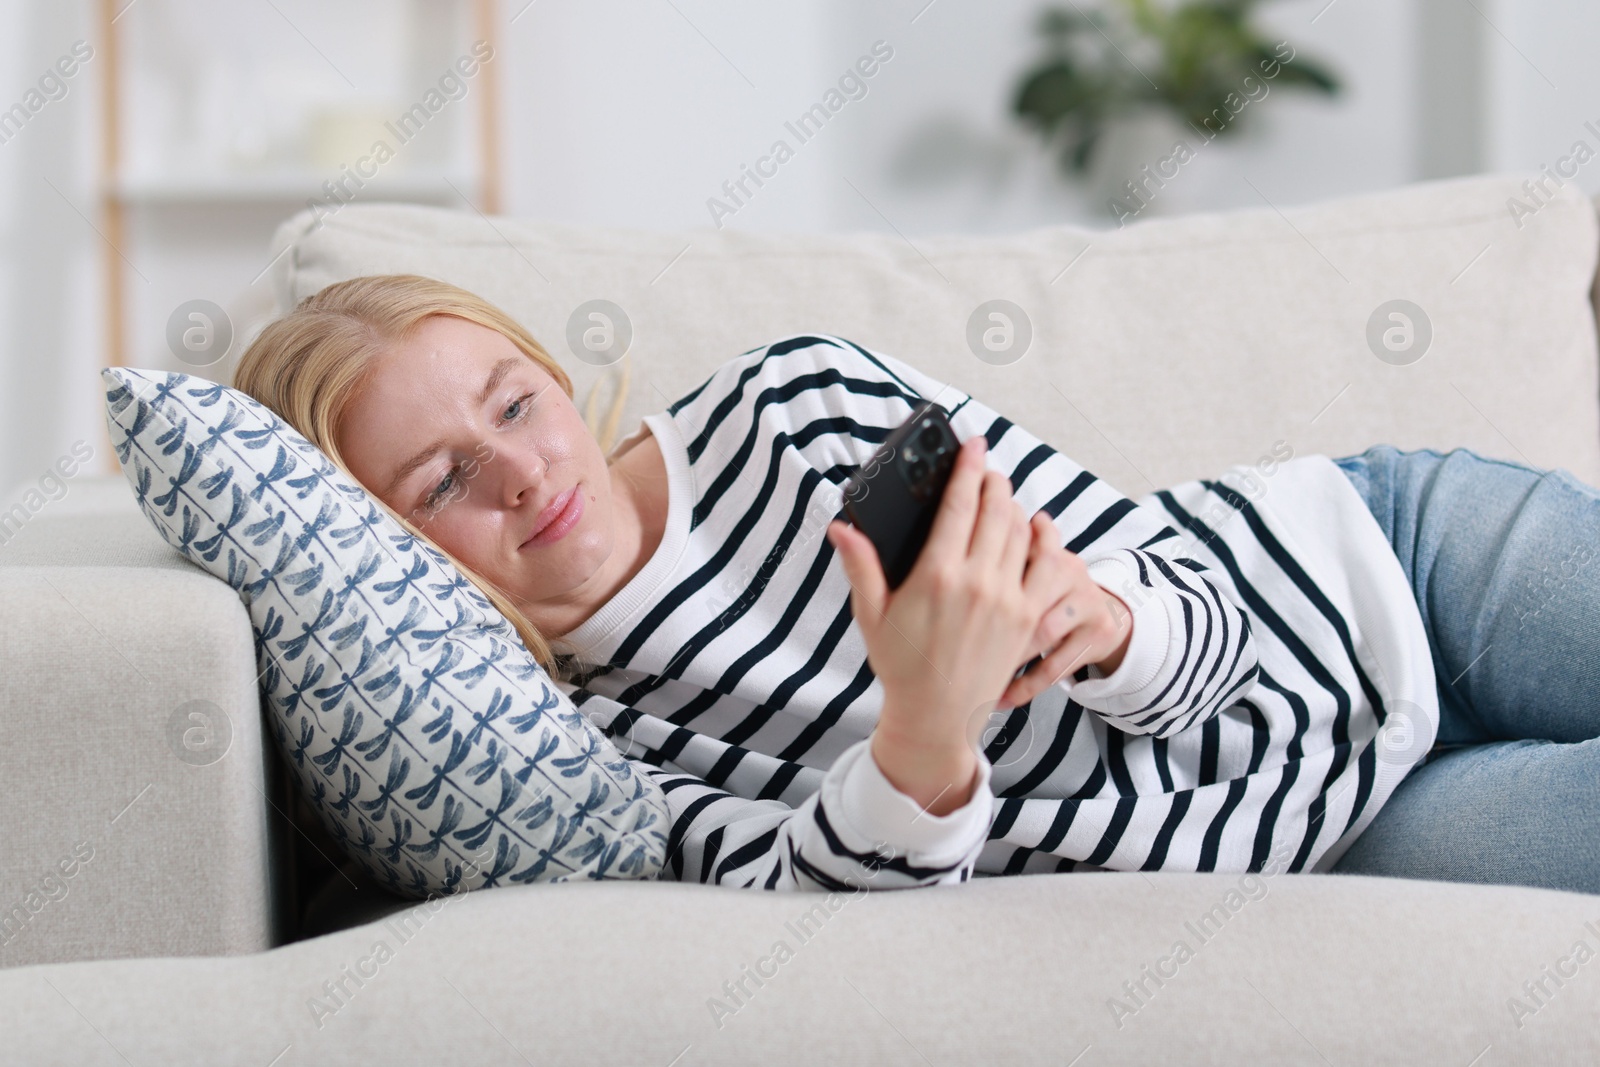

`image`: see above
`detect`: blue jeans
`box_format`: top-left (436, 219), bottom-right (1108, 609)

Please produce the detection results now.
top-left (1326, 445), bottom-right (1600, 896)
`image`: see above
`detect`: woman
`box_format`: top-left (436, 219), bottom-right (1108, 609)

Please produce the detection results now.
top-left (235, 274), bottom-right (1600, 896)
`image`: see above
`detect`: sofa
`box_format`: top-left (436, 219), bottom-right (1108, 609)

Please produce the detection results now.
top-left (3, 172), bottom-right (1599, 1064)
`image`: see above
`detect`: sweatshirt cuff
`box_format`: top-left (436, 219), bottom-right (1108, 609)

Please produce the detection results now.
top-left (835, 737), bottom-right (994, 866)
top-left (1058, 554), bottom-right (1171, 700)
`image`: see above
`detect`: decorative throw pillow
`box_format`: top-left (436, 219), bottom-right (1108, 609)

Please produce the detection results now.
top-left (102, 366), bottom-right (668, 899)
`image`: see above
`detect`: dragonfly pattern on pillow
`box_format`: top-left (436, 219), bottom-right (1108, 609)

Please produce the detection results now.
top-left (102, 367), bottom-right (668, 900)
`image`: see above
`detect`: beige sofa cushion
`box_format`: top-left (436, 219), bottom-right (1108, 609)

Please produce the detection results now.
top-left (0, 565), bottom-right (277, 968)
top-left (4, 872), bottom-right (1598, 1063)
top-left (270, 173), bottom-right (1600, 495)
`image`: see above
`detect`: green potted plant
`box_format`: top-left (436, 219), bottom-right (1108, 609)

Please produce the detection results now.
top-left (1011, 0), bottom-right (1340, 217)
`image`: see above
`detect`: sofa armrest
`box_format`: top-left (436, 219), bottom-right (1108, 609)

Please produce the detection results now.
top-left (0, 561), bottom-right (284, 967)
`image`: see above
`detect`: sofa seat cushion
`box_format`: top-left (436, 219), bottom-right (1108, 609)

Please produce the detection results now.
top-left (3, 871), bottom-right (1596, 1063)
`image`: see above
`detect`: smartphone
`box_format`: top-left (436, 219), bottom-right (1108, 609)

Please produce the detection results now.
top-left (837, 400), bottom-right (960, 589)
top-left (837, 401), bottom-right (1045, 684)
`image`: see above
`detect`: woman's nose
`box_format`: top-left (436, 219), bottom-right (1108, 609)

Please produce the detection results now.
top-left (496, 443), bottom-right (550, 507)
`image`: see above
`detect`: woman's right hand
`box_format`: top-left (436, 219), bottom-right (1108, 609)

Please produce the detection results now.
top-left (826, 435), bottom-right (1059, 814)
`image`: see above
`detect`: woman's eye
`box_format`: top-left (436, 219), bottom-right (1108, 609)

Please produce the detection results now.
top-left (422, 390), bottom-right (539, 512)
top-left (425, 470), bottom-right (456, 508)
top-left (502, 390), bottom-right (538, 423)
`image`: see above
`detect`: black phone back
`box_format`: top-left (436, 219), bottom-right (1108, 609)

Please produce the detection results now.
top-left (837, 400), bottom-right (960, 589)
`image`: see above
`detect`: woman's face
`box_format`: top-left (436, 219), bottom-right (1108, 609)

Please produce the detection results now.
top-left (335, 314), bottom-right (622, 633)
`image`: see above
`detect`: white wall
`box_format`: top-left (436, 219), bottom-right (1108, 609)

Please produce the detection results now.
top-left (2, 0), bottom-right (1594, 503)
top-left (502, 0), bottom-right (1426, 233)
top-left (503, 1), bottom-right (837, 232)
top-left (1483, 0), bottom-right (1600, 195)
top-left (0, 0), bottom-right (103, 498)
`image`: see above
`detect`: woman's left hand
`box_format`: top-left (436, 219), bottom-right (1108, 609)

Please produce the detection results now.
top-left (998, 512), bottom-right (1135, 711)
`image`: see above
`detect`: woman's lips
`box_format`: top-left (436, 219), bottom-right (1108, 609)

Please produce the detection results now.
top-left (521, 486), bottom-right (583, 549)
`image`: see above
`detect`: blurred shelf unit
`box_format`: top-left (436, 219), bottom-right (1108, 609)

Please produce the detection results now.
top-left (107, 170), bottom-right (484, 205)
top-left (96, 0), bottom-right (502, 367)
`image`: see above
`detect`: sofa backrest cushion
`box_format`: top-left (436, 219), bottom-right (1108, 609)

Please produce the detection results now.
top-left (268, 174), bottom-right (1600, 494)
top-left (101, 367), bottom-right (669, 900)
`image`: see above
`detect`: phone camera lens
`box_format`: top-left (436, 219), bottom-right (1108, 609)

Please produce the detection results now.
top-left (906, 456), bottom-right (930, 484)
top-left (918, 424), bottom-right (943, 451)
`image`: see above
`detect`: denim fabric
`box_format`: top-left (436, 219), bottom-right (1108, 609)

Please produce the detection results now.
top-left (1327, 445), bottom-right (1600, 895)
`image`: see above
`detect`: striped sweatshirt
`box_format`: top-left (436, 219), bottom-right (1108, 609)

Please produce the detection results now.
top-left (553, 333), bottom-right (1439, 891)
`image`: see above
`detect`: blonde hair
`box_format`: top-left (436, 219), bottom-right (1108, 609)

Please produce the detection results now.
top-left (232, 273), bottom-right (630, 680)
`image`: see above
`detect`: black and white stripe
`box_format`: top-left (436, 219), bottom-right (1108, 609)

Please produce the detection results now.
top-left (555, 333), bottom-right (1428, 889)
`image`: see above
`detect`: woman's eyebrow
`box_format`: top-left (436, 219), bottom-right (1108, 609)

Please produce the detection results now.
top-left (384, 356), bottom-right (525, 497)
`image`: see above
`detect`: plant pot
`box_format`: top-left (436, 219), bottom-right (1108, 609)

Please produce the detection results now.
top-left (1079, 110), bottom-right (1193, 226)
